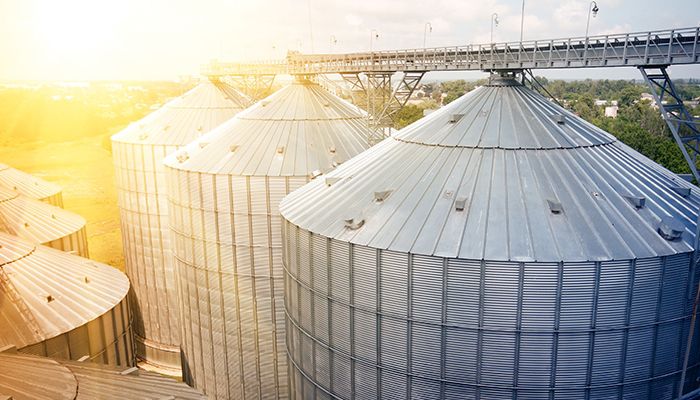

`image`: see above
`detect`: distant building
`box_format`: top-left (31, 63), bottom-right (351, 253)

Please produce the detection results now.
top-left (605, 105), bottom-right (619, 118)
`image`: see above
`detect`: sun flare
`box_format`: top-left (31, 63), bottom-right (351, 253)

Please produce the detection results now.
top-left (34, 0), bottom-right (122, 55)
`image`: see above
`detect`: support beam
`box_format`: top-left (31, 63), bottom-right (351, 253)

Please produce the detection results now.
top-left (639, 65), bottom-right (700, 183)
top-left (223, 74), bottom-right (277, 106)
top-left (521, 69), bottom-right (564, 108)
top-left (378, 71), bottom-right (426, 125)
top-left (341, 71), bottom-right (426, 145)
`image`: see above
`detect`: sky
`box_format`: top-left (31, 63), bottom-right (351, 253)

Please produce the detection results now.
top-left (0, 0), bottom-right (698, 81)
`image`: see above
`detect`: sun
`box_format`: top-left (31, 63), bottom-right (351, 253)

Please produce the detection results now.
top-left (33, 0), bottom-right (122, 56)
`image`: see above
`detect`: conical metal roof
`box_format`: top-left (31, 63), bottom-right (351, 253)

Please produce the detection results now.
top-left (280, 77), bottom-right (699, 262)
top-left (0, 353), bottom-right (207, 400)
top-left (0, 353), bottom-right (77, 400)
top-left (0, 164), bottom-right (63, 207)
top-left (164, 80), bottom-right (369, 176)
top-left (111, 80), bottom-right (248, 146)
top-left (0, 186), bottom-right (86, 248)
top-left (0, 232), bottom-right (129, 350)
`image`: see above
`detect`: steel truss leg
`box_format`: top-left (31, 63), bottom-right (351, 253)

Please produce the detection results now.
top-left (341, 71), bottom-right (426, 145)
top-left (639, 65), bottom-right (700, 399)
top-left (224, 74), bottom-right (276, 106)
top-left (639, 65), bottom-right (700, 182)
top-left (521, 69), bottom-right (564, 108)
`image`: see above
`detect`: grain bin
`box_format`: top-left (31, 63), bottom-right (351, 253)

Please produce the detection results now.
top-left (0, 352), bottom-right (207, 399)
top-left (0, 232), bottom-right (133, 366)
top-left (280, 75), bottom-right (700, 399)
top-left (0, 185), bottom-right (89, 256)
top-left (164, 79), bottom-right (369, 399)
top-left (0, 163), bottom-right (63, 207)
top-left (112, 79), bottom-right (248, 375)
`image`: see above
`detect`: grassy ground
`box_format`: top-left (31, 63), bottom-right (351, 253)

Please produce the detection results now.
top-left (0, 134), bottom-right (124, 271)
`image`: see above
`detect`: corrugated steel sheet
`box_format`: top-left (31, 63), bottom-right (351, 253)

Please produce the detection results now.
top-left (163, 80), bottom-right (370, 399)
top-left (0, 353), bottom-right (77, 400)
top-left (0, 164), bottom-right (63, 207)
top-left (0, 353), bottom-right (207, 400)
top-left (280, 78), bottom-right (698, 262)
top-left (280, 77), bottom-right (700, 399)
top-left (0, 186), bottom-right (88, 256)
top-left (111, 79), bottom-right (247, 375)
top-left (167, 80), bottom-right (369, 176)
top-left (0, 232), bottom-right (133, 366)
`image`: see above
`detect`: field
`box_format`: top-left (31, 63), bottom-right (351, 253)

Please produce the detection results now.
top-left (0, 134), bottom-right (125, 271)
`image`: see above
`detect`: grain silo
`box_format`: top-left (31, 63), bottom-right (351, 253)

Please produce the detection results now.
top-left (0, 185), bottom-right (89, 256)
top-left (0, 352), bottom-right (207, 399)
top-left (280, 74), bottom-right (700, 400)
top-left (163, 78), bottom-right (370, 399)
top-left (0, 232), bottom-right (133, 366)
top-left (111, 79), bottom-right (248, 375)
top-left (0, 163), bottom-right (63, 207)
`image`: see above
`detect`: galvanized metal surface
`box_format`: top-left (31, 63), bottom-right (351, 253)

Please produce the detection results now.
top-left (163, 81), bottom-right (370, 399)
top-left (0, 353), bottom-right (77, 400)
top-left (0, 232), bottom-right (133, 366)
top-left (280, 79), bottom-right (698, 262)
top-left (0, 186), bottom-right (88, 257)
top-left (279, 79), bottom-right (700, 399)
top-left (0, 353), bottom-right (208, 400)
top-left (111, 80), bottom-right (246, 375)
top-left (0, 163), bottom-right (63, 207)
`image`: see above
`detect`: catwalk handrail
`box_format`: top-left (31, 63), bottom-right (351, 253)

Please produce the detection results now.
top-left (205, 26), bottom-right (700, 75)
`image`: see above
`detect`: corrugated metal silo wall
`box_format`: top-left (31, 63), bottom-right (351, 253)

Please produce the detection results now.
top-left (43, 225), bottom-right (89, 257)
top-left (42, 192), bottom-right (64, 208)
top-left (283, 221), bottom-right (700, 400)
top-left (19, 295), bottom-right (134, 366)
top-left (167, 166), bottom-right (309, 399)
top-left (112, 140), bottom-right (181, 372)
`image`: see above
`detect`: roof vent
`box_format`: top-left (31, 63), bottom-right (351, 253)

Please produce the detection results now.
top-left (276, 146), bottom-right (285, 155)
top-left (374, 190), bottom-right (393, 202)
top-left (344, 215), bottom-right (365, 230)
top-left (51, 214), bottom-right (57, 219)
top-left (329, 146), bottom-right (336, 154)
top-left (84, 276), bottom-right (90, 283)
top-left (657, 217), bottom-right (685, 241)
top-left (323, 101), bottom-right (331, 107)
top-left (325, 177), bottom-right (342, 187)
top-left (229, 145), bottom-right (239, 152)
top-left (163, 125), bottom-right (171, 131)
top-left (671, 186), bottom-right (691, 197)
top-left (197, 126), bottom-right (203, 132)
top-left (455, 197), bottom-right (467, 211)
top-left (309, 170), bottom-right (322, 180)
top-left (46, 295), bottom-right (54, 303)
top-left (332, 160), bottom-right (341, 168)
top-left (23, 222), bottom-right (29, 228)
top-left (198, 141), bottom-right (208, 149)
top-left (547, 199), bottom-right (563, 214)
top-left (449, 114), bottom-right (464, 123)
top-left (138, 133), bottom-right (149, 140)
top-left (261, 100), bottom-right (270, 107)
top-left (552, 114), bottom-right (566, 124)
top-left (623, 194), bottom-right (646, 209)
top-left (176, 152), bottom-right (189, 163)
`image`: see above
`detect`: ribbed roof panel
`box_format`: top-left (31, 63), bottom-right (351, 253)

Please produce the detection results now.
top-left (0, 186), bottom-right (86, 246)
top-left (280, 80), bottom-right (698, 262)
top-left (0, 353), bottom-right (206, 400)
top-left (0, 233), bottom-right (129, 349)
top-left (164, 81), bottom-right (370, 176)
top-left (0, 164), bottom-right (62, 205)
top-left (111, 80), bottom-right (248, 146)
